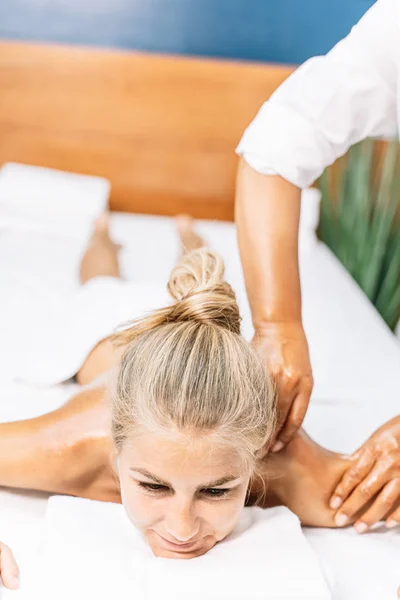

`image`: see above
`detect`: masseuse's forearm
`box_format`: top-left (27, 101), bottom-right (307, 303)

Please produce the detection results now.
top-left (235, 158), bottom-right (302, 327)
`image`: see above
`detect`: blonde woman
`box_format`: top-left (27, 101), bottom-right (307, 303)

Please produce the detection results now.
top-left (0, 217), bottom-right (395, 587)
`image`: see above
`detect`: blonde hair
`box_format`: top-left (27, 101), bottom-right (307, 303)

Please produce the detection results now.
top-left (111, 248), bottom-right (276, 473)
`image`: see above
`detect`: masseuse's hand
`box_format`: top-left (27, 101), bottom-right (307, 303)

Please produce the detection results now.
top-left (253, 321), bottom-right (313, 452)
top-left (0, 542), bottom-right (19, 590)
top-left (330, 416), bottom-right (400, 532)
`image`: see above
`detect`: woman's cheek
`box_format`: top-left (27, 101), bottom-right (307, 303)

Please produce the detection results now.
top-left (120, 481), bottom-right (157, 528)
top-left (205, 492), bottom-right (247, 537)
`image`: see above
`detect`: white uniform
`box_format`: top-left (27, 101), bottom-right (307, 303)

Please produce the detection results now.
top-left (237, 0), bottom-right (400, 188)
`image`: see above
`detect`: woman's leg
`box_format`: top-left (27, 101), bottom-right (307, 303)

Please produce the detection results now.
top-left (176, 214), bottom-right (205, 256)
top-left (76, 214), bottom-right (123, 386)
top-left (76, 214), bottom-right (207, 386)
top-left (79, 213), bottom-right (121, 285)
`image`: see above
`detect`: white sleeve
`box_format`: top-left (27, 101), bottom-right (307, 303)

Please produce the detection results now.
top-left (236, 0), bottom-right (399, 189)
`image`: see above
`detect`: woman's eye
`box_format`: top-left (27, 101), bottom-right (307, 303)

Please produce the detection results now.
top-left (139, 482), bottom-right (169, 493)
top-left (202, 488), bottom-right (230, 498)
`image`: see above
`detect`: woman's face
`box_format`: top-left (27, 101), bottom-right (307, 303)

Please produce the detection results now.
top-left (117, 430), bottom-right (250, 559)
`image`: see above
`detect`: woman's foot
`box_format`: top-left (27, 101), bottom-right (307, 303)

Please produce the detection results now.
top-left (79, 213), bottom-right (122, 284)
top-left (176, 214), bottom-right (205, 255)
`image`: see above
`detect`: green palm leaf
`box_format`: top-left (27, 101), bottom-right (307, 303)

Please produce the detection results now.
top-left (318, 139), bottom-right (400, 331)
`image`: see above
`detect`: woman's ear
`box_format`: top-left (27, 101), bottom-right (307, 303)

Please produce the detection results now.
top-left (246, 470), bottom-right (265, 507)
top-left (254, 445), bottom-right (269, 461)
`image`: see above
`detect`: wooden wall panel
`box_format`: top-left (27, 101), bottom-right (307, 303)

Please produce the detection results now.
top-left (0, 42), bottom-right (293, 220)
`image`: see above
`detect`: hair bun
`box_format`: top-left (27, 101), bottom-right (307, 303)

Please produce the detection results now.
top-left (113, 248), bottom-right (241, 347)
top-left (167, 248), bottom-right (241, 334)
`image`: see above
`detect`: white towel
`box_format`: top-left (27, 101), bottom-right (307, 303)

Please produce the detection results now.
top-left (20, 277), bottom-right (171, 386)
top-left (15, 496), bottom-right (332, 600)
top-left (0, 162), bottom-right (110, 239)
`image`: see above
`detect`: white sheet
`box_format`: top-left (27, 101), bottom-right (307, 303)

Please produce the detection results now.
top-left (16, 498), bottom-right (331, 600)
top-left (0, 210), bottom-right (399, 599)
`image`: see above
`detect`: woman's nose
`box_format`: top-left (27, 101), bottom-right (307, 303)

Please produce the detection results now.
top-left (165, 499), bottom-right (200, 542)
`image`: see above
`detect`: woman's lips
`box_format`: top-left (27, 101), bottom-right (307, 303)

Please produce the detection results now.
top-left (157, 534), bottom-right (200, 552)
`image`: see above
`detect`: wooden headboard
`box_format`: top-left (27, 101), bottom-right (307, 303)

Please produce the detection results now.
top-left (0, 42), bottom-right (293, 220)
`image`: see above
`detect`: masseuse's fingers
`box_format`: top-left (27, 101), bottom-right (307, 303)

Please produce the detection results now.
top-left (385, 498), bottom-right (400, 530)
top-left (252, 323), bottom-right (313, 452)
top-left (335, 455), bottom-right (400, 529)
top-left (0, 542), bottom-right (19, 590)
top-left (275, 382), bottom-right (312, 449)
top-left (271, 375), bottom-right (296, 447)
top-left (269, 374), bottom-right (297, 452)
top-left (330, 447), bottom-right (376, 510)
top-left (352, 478), bottom-right (400, 532)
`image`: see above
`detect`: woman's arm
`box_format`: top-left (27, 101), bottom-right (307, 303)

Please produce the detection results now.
top-left (0, 387), bottom-right (119, 502)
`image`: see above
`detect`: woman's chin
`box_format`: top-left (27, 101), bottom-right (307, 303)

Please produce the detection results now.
top-left (149, 538), bottom-right (217, 559)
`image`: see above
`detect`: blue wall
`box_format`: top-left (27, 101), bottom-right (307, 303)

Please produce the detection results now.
top-left (0, 0), bottom-right (375, 65)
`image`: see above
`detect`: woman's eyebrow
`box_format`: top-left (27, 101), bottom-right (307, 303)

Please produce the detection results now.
top-left (130, 469), bottom-right (241, 489)
top-left (130, 468), bottom-right (169, 486)
top-left (199, 476), bottom-right (241, 488)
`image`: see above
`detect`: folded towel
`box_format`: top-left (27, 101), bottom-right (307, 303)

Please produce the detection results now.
top-left (16, 496), bottom-right (331, 600)
top-left (0, 162), bottom-right (110, 238)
